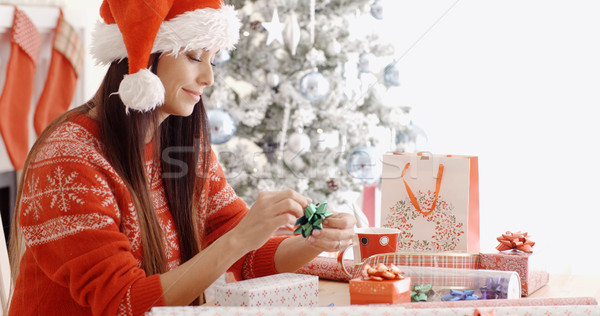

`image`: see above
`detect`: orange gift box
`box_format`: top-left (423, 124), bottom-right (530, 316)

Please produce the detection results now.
top-left (349, 277), bottom-right (411, 305)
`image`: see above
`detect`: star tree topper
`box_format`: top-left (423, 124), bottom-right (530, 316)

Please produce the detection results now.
top-left (262, 8), bottom-right (284, 45)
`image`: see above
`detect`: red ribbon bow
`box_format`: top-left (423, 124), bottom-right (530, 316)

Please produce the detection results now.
top-left (496, 231), bottom-right (535, 253)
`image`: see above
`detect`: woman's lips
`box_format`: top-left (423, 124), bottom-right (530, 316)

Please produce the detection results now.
top-left (183, 88), bottom-right (201, 102)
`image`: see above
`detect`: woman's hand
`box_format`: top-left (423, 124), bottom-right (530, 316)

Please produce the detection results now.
top-left (230, 189), bottom-right (310, 253)
top-left (304, 211), bottom-right (356, 252)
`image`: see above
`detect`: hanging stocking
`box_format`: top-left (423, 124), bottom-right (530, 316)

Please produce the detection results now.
top-left (0, 8), bottom-right (42, 170)
top-left (33, 10), bottom-right (83, 135)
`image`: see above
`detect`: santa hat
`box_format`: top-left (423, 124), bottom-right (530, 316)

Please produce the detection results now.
top-left (90, 0), bottom-right (241, 112)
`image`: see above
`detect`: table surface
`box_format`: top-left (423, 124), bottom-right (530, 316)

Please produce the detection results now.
top-left (317, 274), bottom-right (600, 306)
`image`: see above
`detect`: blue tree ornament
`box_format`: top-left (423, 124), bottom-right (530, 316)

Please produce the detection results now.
top-left (207, 108), bottom-right (237, 144)
top-left (396, 124), bottom-right (428, 153)
top-left (383, 62), bottom-right (400, 87)
top-left (370, 0), bottom-right (384, 20)
top-left (358, 52), bottom-right (376, 73)
top-left (346, 146), bottom-right (382, 184)
top-left (299, 71), bottom-right (331, 102)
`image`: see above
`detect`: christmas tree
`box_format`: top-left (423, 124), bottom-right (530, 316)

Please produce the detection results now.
top-left (206, 0), bottom-right (422, 210)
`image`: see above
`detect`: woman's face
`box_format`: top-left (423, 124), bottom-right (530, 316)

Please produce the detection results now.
top-left (155, 48), bottom-right (217, 121)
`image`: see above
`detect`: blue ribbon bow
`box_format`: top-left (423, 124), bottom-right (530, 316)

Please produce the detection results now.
top-left (441, 289), bottom-right (479, 301)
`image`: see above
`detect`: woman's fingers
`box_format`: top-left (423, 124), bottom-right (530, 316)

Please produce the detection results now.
top-left (323, 213), bottom-right (356, 229)
top-left (310, 227), bottom-right (353, 244)
top-left (270, 196), bottom-right (304, 218)
top-left (243, 192), bottom-right (358, 252)
top-left (242, 189), bottom-right (309, 236)
top-left (271, 212), bottom-right (298, 229)
top-left (273, 189), bottom-right (311, 210)
top-left (255, 189), bottom-right (310, 217)
top-left (304, 212), bottom-right (356, 252)
top-left (306, 233), bottom-right (353, 252)
top-left (232, 190), bottom-right (313, 252)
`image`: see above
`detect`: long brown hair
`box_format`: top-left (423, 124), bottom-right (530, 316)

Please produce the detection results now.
top-left (10, 53), bottom-right (211, 281)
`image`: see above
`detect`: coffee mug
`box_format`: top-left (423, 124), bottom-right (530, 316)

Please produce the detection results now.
top-left (337, 227), bottom-right (401, 277)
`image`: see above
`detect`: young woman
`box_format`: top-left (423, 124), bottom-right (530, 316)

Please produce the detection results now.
top-left (8, 1), bottom-right (355, 315)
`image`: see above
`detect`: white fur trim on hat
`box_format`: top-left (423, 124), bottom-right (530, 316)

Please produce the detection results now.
top-left (92, 5), bottom-right (240, 65)
top-left (118, 69), bottom-right (165, 113)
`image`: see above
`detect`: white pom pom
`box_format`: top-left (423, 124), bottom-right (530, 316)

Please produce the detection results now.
top-left (118, 69), bottom-right (165, 113)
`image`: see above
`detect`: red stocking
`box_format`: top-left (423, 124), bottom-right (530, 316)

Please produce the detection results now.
top-left (0, 8), bottom-right (42, 170)
top-left (33, 10), bottom-right (83, 135)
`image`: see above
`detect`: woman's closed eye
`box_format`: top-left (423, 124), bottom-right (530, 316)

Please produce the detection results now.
top-left (187, 54), bottom-right (216, 67)
top-left (187, 54), bottom-right (201, 63)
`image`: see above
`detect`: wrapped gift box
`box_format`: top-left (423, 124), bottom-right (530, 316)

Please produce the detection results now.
top-left (391, 252), bottom-right (480, 269)
top-left (214, 273), bottom-right (318, 307)
top-left (349, 277), bottom-right (411, 305)
top-left (354, 252), bottom-right (479, 278)
top-left (479, 251), bottom-right (549, 296)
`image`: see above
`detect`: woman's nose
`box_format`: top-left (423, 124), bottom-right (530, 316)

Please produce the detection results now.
top-left (197, 63), bottom-right (214, 87)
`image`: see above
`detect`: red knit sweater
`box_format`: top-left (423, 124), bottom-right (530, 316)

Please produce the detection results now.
top-left (9, 114), bottom-right (288, 315)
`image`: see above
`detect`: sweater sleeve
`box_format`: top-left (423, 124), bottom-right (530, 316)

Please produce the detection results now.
top-left (200, 149), bottom-right (291, 281)
top-left (18, 137), bottom-right (164, 315)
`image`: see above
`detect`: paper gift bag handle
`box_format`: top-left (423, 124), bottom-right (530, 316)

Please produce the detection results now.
top-left (401, 162), bottom-right (444, 216)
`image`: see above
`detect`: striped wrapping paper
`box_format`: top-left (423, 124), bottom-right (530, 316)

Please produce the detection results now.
top-left (297, 252), bottom-right (480, 282)
top-left (392, 252), bottom-right (480, 269)
top-left (353, 252), bottom-right (480, 279)
top-left (357, 252), bottom-right (480, 275)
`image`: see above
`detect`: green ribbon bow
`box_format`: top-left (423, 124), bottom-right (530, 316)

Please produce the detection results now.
top-left (294, 202), bottom-right (333, 238)
top-left (411, 283), bottom-right (433, 302)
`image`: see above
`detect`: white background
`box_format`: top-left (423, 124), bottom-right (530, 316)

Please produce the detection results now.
top-left (14, 0), bottom-right (600, 275)
top-left (380, 0), bottom-right (600, 276)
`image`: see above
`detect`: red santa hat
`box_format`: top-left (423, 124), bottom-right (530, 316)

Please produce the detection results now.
top-left (90, 0), bottom-right (241, 112)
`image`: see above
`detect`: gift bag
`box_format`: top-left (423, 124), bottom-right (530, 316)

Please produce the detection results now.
top-left (380, 153), bottom-right (479, 252)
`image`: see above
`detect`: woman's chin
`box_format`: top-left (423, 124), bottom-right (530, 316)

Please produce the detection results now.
top-left (172, 105), bottom-right (196, 117)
